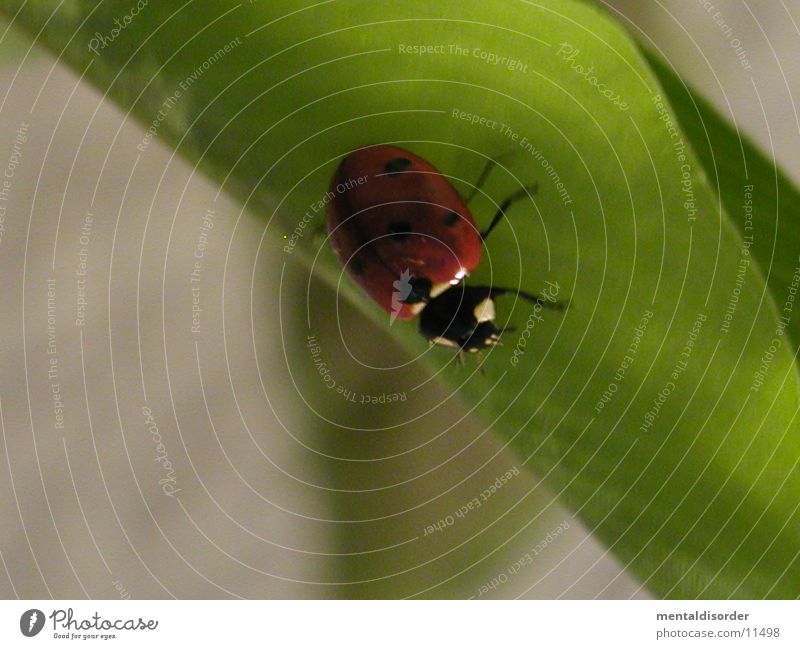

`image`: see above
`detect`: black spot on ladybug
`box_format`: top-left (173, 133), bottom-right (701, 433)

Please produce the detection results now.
top-left (350, 258), bottom-right (364, 275)
top-left (388, 220), bottom-right (413, 240)
top-left (384, 158), bottom-right (412, 175)
top-left (444, 211), bottom-right (460, 227)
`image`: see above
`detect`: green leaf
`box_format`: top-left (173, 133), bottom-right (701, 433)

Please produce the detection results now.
top-left (5, 0), bottom-right (798, 598)
top-left (645, 49), bottom-right (800, 353)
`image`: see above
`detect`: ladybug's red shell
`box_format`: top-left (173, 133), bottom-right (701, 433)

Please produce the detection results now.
top-left (326, 145), bottom-right (482, 320)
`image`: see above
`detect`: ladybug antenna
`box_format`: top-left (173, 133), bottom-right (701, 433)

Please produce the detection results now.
top-left (465, 158), bottom-right (498, 204)
top-left (489, 286), bottom-right (567, 311)
top-left (480, 183), bottom-right (538, 241)
top-left (463, 155), bottom-right (539, 242)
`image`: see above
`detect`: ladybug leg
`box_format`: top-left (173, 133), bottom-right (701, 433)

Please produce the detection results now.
top-left (476, 351), bottom-right (486, 375)
top-left (490, 285), bottom-right (568, 310)
top-left (480, 182), bottom-right (538, 242)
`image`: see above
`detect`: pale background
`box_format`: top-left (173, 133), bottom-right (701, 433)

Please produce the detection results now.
top-left (0, 1), bottom-right (797, 599)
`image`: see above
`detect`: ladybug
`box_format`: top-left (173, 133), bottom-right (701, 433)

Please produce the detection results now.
top-left (326, 145), bottom-right (563, 352)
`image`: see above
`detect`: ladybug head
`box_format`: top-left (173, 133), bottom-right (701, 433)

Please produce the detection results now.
top-left (418, 283), bottom-right (565, 352)
top-left (418, 285), bottom-right (502, 352)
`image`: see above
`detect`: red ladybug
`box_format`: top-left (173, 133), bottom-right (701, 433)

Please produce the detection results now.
top-left (326, 145), bottom-right (563, 352)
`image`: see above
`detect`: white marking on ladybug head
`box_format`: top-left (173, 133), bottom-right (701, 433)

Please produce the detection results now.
top-left (429, 282), bottom-right (450, 298)
top-left (473, 297), bottom-right (496, 323)
top-left (449, 268), bottom-right (468, 285)
top-left (484, 333), bottom-right (501, 347)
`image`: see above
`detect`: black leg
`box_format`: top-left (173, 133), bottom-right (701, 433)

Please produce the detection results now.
top-left (489, 285), bottom-right (567, 310)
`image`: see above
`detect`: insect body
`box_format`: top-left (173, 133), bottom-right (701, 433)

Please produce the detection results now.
top-left (326, 145), bottom-right (562, 352)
